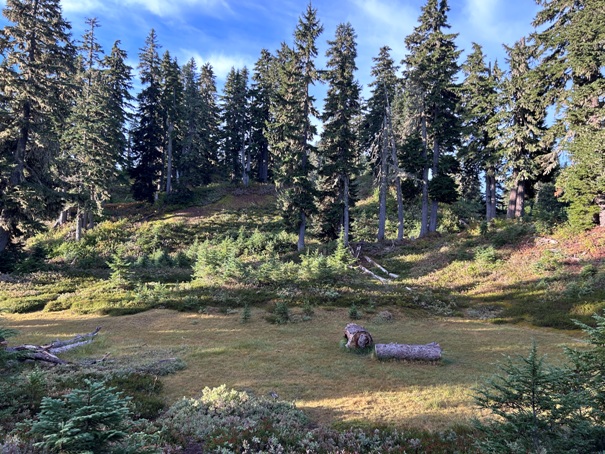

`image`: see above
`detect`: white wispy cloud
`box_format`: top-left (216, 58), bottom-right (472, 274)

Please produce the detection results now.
top-left (123, 0), bottom-right (231, 19)
top-left (62, 0), bottom-right (105, 14)
top-left (180, 49), bottom-right (253, 81)
top-left (461, 0), bottom-right (537, 49)
top-left (60, 0), bottom-right (230, 19)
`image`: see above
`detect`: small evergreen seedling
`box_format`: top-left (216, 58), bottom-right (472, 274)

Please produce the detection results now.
top-left (30, 379), bottom-right (132, 453)
top-left (241, 303), bottom-right (251, 323)
top-left (348, 303), bottom-right (361, 320)
top-left (107, 253), bottom-right (133, 286)
top-left (274, 302), bottom-right (290, 324)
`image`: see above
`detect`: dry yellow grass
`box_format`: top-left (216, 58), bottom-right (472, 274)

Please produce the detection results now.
top-left (2, 308), bottom-right (583, 430)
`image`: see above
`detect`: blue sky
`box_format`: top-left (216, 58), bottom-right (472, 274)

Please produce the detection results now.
top-left (1, 0), bottom-right (541, 96)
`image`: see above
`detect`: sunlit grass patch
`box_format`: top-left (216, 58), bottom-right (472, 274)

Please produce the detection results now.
top-left (2, 308), bottom-right (582, 432)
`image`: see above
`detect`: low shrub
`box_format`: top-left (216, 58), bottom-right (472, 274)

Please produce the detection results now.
top-left (158, 385), bottom-right (309, 452)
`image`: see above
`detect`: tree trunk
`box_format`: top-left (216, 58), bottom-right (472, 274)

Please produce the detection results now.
top-left (377, 123), bottom-right (388, 241)
top-left (166, 121), bottom-right (174, 194)
top-left (420, 113), bottom-right (429, 238)
top-left (55, 209), bottom-right (69, 228)
top-left (486, 169), bottom-right (497, 221)
top-left (297, 211), bottom-right (306, 252)
top-left (385, 92), bottom-right (404, 240)
top-left (507, 170), bottom-right (519, 219)
top-left (429, 130), bottom-right (440, 233)
top-left (344, 323), bottom-right (374, 349)
top-left (259, 148), bottom-right (269, 183)
top-left (0, 227), bottom-right (9, 253)
top-left (375, 342), bottom-right (442, 361)
top-left (514, 179), bottom-right (525, 218)
top-left (343, 175), bottom-right (350, 246)
top-left (87, 211), bottom-right (95, 230)
top-left (5, 327), bottom-right (102, 365)
top-left (75, 213), bottom-right (83, 241)
top-left (597, 195), bottom-right (605, 227)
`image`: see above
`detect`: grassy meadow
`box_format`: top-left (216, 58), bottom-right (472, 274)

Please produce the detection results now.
top-left (2, 307), bottom-right (583, 431)
top-left (1, 183), bottom-right (604, 438)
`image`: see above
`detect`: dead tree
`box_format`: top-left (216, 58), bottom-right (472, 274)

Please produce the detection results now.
top-left (4, 327), bottom-right (102, 365)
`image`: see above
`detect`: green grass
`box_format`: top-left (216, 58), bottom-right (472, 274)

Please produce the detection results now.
top-left (3, 307), bottom-right (582, 431)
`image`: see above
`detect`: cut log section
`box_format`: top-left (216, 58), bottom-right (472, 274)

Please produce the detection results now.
top-left (375, 342), bottom-right (442, 361)
top-left (344, 323), bottom-right (374, 349)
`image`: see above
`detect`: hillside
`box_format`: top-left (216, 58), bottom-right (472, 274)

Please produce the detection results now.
top-left (2, 184), bottom-right (603, 328)
top-left (1, 185), bottom-right (604, 451)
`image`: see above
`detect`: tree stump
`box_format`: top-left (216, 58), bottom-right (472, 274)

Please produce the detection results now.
top-left (344, 323), bottom-right (373, 349)
top-left (375, 342), bottom-right (442, 361)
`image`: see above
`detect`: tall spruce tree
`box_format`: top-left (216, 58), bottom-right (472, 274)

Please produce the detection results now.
top-left (249, 49), bottom-right (274, 183)
top-left (402, 0), bottom-right (461, 236)
top-left (534, 0), bottom-right (605, 229)
top-left (130, 29), bottom-right (163, 202)
top-left (268, 3), bottom-right (323, 251)
top-left (178, 58), bottom-right (202, 187)
top-left (0, 0), bottom-right (75, 252)
top-left (500, 38), bottom-right (551, 219)
top-left (362, 46), bottom-right (402, 241)
top-left (102, 41), bottom-right (134, 171)
top-left (159, 51), bottom-right (183, 195)
top-left (197, 63), bottom-right (220, 183)
top-left (59, 17), bottom-right (115, 239)
top-left (459, 43), bottom-right (503, 221)
top-left (220, 67), bottom-right (250, 184)
top-left (317, 22), bottom-right (361, 244)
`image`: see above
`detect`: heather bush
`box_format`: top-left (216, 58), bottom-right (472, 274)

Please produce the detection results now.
top-left (158, 385), bottom-right (309, 452)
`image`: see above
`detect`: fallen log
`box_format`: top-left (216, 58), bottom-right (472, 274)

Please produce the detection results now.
top-left (375, 342), bottom-right (442, 361)
top-left (363, 256), bottom-right (399, 279)
top-left (358, 265), bottom-right (390, 284)
top-left (4, 327), bottom-right (102, 365)
top-left (43, 326), bottom-right (102, 354)
top-left (344, 323), bottom-right (374, 349)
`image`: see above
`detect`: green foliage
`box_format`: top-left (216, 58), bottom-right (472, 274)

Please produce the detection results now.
top-left (272, 301), bottom-right (291, 324)
top-left (240, 303), bottom-right (251, 323)
top-left (107, 253), bottom-right (134, 286)
top-left (532, 183), bottom-right (568, 233)
top-left (29, 379), bottom-right (132, 453)
top-left (159, 385), bottom-right (309, 452)
top-left (475, 344), bottom-right (597, 453)
top-left (348, 303), bottom-right (361, 320)
top-left (490, 221), bottom-right (534, 247)
top-left (0, 324), bottom-right (18, 367)
top-left (476, 314), bottom-right (605, 453)
top-left (159, 385), bottom-right (476, 452)
top-left (474, 246), bottom-right (499, 267)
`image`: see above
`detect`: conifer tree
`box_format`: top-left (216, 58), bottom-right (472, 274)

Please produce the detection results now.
top-left (178, 58), bottom-right (204, 187)
top-left (102, 40), bottom-right (134, 170)
top-left (130, 29), bottom-right (164, 202)
top-left (534, 0), bottom-right (605, 229)
top-left (221, 67), bottom-right (250, 184)
top-left (268, 3), bottom-right (323, 251)
top-left (500, 38), bottom-right (551, 219)
top-left (362, 46), bottom-right (402, 241)
top-left (159, 51), bottom-right (183, 195)
top-left (317, 22), bottom-right (361, 244)
top-left (59, 17), bottom-right (115, 239)
top-left (197, 63), bottom-right (220, 183)
top-left (459, 43), bottom-right (503, 221)
top-left (249, 49), bottom-right (274, 183)
top-left (0, 0), bottom-right (75, 252)
top-left (402, 0), bottom-right (461, 236)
